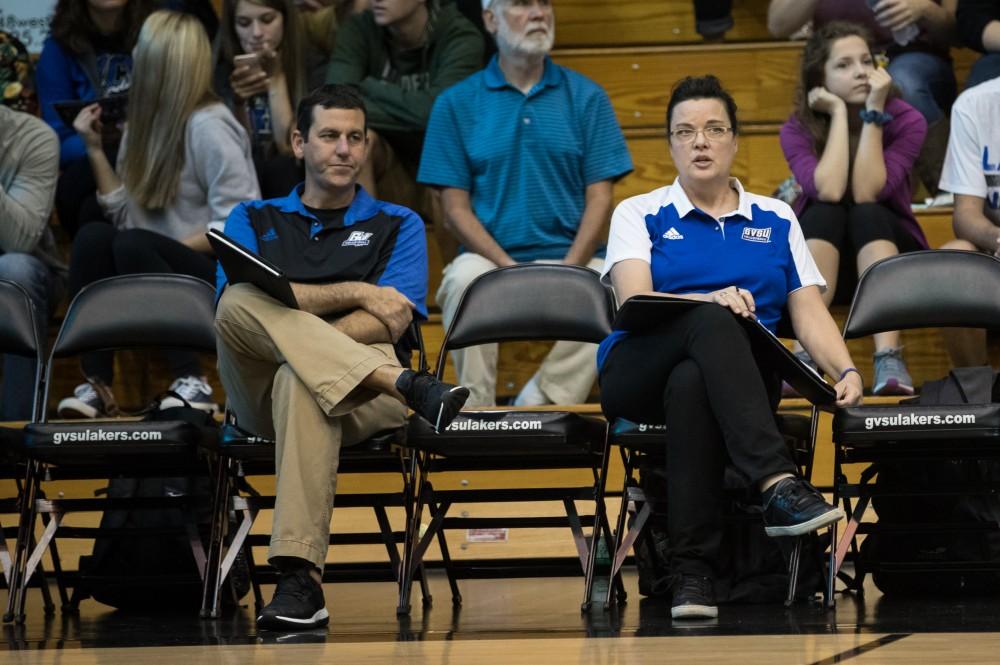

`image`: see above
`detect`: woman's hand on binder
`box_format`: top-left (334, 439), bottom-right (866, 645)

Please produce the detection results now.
top-left (834, 372), bottom-right (864, 408)
top-left (708, 286), bottom-right (756, 319)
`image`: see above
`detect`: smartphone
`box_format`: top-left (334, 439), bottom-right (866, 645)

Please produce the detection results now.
top-left (234, 53), bottom-right (263, 73)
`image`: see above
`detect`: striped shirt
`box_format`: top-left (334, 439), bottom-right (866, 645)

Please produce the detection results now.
top-left (418, 55), bottom-right (632, 262)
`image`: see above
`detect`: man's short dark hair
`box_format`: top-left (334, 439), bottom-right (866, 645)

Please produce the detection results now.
top-left (665, 75), bottom-right (739, 136)
top-left (296, 84), bottom-right (368, 139)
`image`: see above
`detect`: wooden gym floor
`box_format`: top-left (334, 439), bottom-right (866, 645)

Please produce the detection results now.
top-left (4, 571), bottom-right (1000, 663)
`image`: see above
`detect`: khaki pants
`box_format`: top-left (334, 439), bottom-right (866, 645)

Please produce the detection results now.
top-left (214, 283), bottom-right (407, 567)
top-left (436, 253), bottom-right (604, 407)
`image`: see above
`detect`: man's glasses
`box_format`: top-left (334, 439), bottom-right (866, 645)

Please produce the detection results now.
top-left (669, 126), bottom-right (733, 143)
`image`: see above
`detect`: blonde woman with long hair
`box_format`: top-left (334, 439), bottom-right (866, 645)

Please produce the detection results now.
top-left (60, 10), bottom-right (260, 419)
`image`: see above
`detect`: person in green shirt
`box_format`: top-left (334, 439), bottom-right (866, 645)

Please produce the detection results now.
top-left (325, 0), bottom-right (484, 202)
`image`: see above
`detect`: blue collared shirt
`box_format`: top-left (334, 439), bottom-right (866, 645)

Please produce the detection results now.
top-left (216, 184), bottom-right (428, 319)
top-left (418, 55), bottom-right (633, 262)
top-left (597, 178), bottom-right (826, 370)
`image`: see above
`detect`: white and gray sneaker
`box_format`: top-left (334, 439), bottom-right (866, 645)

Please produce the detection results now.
top-left (159, 375), bottom-right (218, 414)
top-left (57, 380), bottom-right (119, 419)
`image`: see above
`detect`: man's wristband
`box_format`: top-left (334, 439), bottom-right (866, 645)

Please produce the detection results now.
top-left (859, 108), bottom-right (893, 126)
top-left (839, 367), bottom-right (863, 383)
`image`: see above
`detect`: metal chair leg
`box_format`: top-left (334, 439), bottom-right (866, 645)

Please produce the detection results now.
top-left (201, 456), bottom-right (231, 619)
top-left (397, 451), bottom-right (425, 616)
top-left (5, 461), bottom-right (39, 623)
top-left (784, 537), bottom-right (802, 607)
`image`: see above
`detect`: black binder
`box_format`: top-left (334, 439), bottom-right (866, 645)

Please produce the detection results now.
top-left (207, 229), bottom-right (299, 309)
top-left (613, 295), bottom-right (837, 406)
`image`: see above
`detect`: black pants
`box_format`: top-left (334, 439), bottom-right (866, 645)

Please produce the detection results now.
top-left (799, 201), bottom-right (923, 305)
top-left (68, 223), bottom-right (216, 384)
top-left (55, 152), bottom-right (115, 237)
top-left (600, 305), bottom-right (796, 577)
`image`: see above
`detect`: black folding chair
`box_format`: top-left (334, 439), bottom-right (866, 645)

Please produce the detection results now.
top-left (199, 325), bottom-right (435, 619)
top-left (829, 250), bottom-right (1000, 599)
top-left (397, 264), bottom-right (620, 615)
top-left (3, 274), bottom-right (218, 623)
top-left (0, 280), bottom-right (56, 614)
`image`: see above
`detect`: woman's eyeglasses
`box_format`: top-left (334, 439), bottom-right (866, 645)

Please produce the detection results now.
top-left (669, 126), bottom-right (733, 143)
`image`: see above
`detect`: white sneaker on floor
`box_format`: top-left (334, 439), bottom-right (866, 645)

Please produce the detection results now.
top-left (57, 380), bottom-right (118, 419)
top-left (160, 375), bottom-right (218, 414)
top-left (513, 376), bottom-right (552, 407)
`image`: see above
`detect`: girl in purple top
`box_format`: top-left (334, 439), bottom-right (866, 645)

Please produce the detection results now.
top-left (780, 21), bottom-right (928, 396)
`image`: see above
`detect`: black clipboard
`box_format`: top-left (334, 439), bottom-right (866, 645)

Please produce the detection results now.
top-left (207, 229), bottom-right (299, 309)
top-left (613, 295), bottom-right (837, 406)
top-left (53, 94), bottom-right (129, 128)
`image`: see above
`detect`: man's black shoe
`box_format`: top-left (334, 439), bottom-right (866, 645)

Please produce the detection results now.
top-left (671, 574), bottom-right (718, 620)
top-left (256, 567), bottom-right (328, 630)
top-left (396, 369), bottom-right (470, 433)
top-left (762, 477), bottom-right (844, 537)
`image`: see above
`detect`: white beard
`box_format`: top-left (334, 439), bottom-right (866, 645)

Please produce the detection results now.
top-left (495, 13), bottom-right (554, 57)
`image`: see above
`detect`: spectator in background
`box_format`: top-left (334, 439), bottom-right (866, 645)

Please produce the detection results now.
top-left (780, 22), bottom-right (927, 395)
top-left (297, 0), bottom-right (372, 64)
top-left (325, 0), bottom-right (484, 205)
top-left (37, 0), bottom-right (153, 237)
top-left (956, 0), bottom-right (1000, 88)
top-left (768, 0), bottom-right (957, 195)
top-left (215, 0), bottom-right (307, 198)
top-left (937, 74), bottom-right (1000, 366)
top-left (57, 11), bottom-right (260, 419)
top-left (419, 0), bottom-right (633, 407)
top-left (0, 106), bottom-right (64, 421)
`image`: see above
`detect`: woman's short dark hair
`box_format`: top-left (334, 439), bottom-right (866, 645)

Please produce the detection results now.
top-left (665, 75), bottom-right (739, 136)
top-left (296, 84), bottom-right (368, 138)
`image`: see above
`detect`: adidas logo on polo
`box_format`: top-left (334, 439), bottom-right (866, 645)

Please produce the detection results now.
top-left (260, 228), bottom-right (278, 242)
top-left (742, 227), bottom-right (772, 243)
top-left (662, 227), bottom-right (684, 240)
top-left (342, 231), bottom-right (374, 247)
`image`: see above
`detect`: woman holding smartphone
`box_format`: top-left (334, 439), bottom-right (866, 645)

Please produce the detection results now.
top-left (779, 21), bottom-right (928, 396)
top-left (58, 10), bottom-right (260, 419)
top-left (216, 0), bottom-right (306, 198)
top-left (37, 0), bottom-right (153, 236)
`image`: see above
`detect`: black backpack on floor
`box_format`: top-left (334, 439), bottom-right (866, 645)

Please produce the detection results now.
top-left (633, 461), bottom-right (824, 603)
top-left (75, 404), bottom-right (249, 611)
top-left (862, 367), bottom-right (1000, 596)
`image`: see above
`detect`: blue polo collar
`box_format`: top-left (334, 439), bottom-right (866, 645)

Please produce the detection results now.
top-left (275, 184), bottom-right (381, 227)
top-left (483, 54), bottom-right (562, 95)
top-left (668, 177), bottom-right (753, 222)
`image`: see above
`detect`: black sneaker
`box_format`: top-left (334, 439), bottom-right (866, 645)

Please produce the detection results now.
top-left (57, 380), bottom-right (119, 419)
top-left (396, 369), bottom-right (470, 433)
top-left (256, 567), bottom-right (328, 630)
top-left (762, 477), bottom-right (844, 537)
top-left (671, 574), bottom-right (718, 620)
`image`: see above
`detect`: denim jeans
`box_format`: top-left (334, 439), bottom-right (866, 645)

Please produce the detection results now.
top-left (0, 253), bottom-right (56, 420)
top-left (965, 53), bottom-right (1000, 91)
top-left (887, 51), bottom-right (957, 124)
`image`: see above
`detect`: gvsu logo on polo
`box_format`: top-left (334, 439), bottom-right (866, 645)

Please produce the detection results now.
top-left (342, 231), bottom-right (373, 247)
top-left (741, 227), bottom-right (772, 243)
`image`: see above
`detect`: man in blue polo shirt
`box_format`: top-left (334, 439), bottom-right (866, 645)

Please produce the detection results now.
top-left (214, 85), bottom-right (469, 631)
top-left (417, 0), bottom-right (633, 407)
